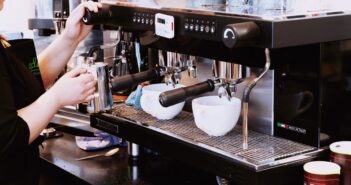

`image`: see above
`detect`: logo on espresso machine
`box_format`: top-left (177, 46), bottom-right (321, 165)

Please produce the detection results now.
top-left (277, 122), bottom-right (307, 135)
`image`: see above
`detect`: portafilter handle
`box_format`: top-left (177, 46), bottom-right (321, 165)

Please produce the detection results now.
top-left (111, 69), bottom-right (160, 92)
top-left (159, 80), bottom-right (215, 107)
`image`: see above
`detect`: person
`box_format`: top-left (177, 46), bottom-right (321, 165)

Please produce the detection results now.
top-left (0, 1), bottom-right (102, 184)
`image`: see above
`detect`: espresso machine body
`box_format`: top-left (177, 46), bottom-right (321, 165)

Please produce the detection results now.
top-left (86, 1), bottom-right (351, 184)
top-left (30, 0), bottom-right (83, 35)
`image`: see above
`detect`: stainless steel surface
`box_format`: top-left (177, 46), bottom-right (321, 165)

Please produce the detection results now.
top-left (213, 61), bottom-right (248, 82)
top-left (129, 164), bottom-right (140, 182)
top-left (187, 55), bottom-right (197, 78)
top-left (110, 31), bottom-right (134, 80)
top-left (213, 61), bottom-right (249, 99)
top-left (247, 70), bottom-right (274, 135)
top-left (166, 51), bottom-right (184, 68)
top-left (82, 61), bottom-right (113, 113)
top-left (128, 142), bottom-right (140, 158)
top-left (103, 0), bottom-right (351, 20)
top-left (103, 30), bottom-right (121, 65)
top-left (158, 51), bottom-right (198, 86)
top-left (51, 107), bottom-right (94, 132)
top-left (53, 17), bottom-right (66, 35)
top-left (110, 104), bottom-right (317, 170)
top-left (158, 50), bottom-right (166, 67)
top-left (52, 1), bottom-right (69, 35)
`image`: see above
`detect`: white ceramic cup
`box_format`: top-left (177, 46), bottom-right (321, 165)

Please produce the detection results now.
top-left (140, 83), bottom-right (185, 120)
top-left (192, 96), bottom-right (241, 136)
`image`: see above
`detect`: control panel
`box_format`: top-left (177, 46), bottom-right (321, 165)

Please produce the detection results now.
top-left (184, 17), bottom-right (217, 35)
top-left (82, 3), bottom-right (351, 48)
top-left (129, 11), bottom-right (220, 40)
top-left (132, 12), bottom-right (155, 26)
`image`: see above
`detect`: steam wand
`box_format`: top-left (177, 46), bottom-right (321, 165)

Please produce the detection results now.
top-left (242, 48), bottom-right (271, 149)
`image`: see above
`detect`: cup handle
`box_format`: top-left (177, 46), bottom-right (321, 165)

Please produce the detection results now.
top-left (297, 91), bottom-right (314, 116)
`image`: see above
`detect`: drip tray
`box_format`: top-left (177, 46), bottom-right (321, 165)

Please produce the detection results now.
top-left (108, 104), bottom-right (317, 170)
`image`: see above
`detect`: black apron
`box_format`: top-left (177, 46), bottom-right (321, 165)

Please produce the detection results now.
top-left (7, 39), bottom-right (45, 93)
top-left (1, 39), bottom-right (45, 185)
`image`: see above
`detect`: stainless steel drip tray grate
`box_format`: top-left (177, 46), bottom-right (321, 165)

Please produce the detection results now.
top-left (111, 104), bottom-right (316, 169)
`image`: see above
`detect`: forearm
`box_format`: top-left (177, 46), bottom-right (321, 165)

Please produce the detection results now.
top-left (38, 1), bottom-right (101, 88)
top-left (38, 34), bottom-right (79, 88)
top-left (17, 89), bottom-right (61, 144)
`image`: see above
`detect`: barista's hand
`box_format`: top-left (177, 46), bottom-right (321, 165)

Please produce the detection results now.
top-left (49, 68), bottom-right (96, 108)
top-left (62, 1), bottom-right (102, 44)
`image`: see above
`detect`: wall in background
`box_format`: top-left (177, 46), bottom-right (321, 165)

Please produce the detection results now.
top-left (0, 0), bottom-right (35, 38)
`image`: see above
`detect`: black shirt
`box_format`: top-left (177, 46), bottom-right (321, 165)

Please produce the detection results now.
top-left (0, 39), bottom-right (45, 185)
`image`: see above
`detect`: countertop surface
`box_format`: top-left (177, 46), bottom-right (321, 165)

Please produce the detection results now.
top-left (39, 130), bottom-right (218, 185)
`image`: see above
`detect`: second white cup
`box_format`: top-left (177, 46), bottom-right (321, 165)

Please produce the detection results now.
top-left (192, 96), bottom-right (241, 136)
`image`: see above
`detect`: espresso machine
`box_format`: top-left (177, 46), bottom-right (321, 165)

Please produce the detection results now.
top-left (29, 0), bottom-right (77, 36)
top-left (81, 1), bottom-right (351, 184)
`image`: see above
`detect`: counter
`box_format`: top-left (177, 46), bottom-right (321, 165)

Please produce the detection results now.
top-left (39, 128), bottom-right (218, 185)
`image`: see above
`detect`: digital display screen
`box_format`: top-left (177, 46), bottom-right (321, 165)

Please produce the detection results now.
top-left (157, 18), bottom-right (166, 24)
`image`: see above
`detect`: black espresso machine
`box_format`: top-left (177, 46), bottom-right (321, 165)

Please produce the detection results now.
top-left (84, 1), bottom-right (351, 184)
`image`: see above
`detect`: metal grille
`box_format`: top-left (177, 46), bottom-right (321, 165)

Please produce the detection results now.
top-left (111, 104), bottom-right (315, 166)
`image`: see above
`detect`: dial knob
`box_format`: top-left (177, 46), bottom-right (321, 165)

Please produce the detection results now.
top-left (82, 4), bottom-right (111, 25)
top-left (222, 22), bottom-right (260, 48)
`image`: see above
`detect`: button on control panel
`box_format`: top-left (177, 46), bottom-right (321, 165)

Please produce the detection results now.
top-left (132, 12), bottom-right (155, 26)
top-left (184, 17), bottom-right (217, 35)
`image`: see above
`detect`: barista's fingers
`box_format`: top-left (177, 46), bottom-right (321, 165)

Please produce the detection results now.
top-left (85, 86), bottom-right (96, 95)
top-left (82, 88), bottom-right (96, 101)
top-left (97, 2), bottom-right (103, 8)
top-left (78, 74), bottom-right (95, 83)
top-left (68, 1), bottom-right (101, 24)
top-left (84, 80), bottom-right (97, 91)
top-left (67, 68), bottom-right (87, 78)
top-left (84, 94), bottom-right (95, 102)
top-left (85, 1), bottom-right (99, 13)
